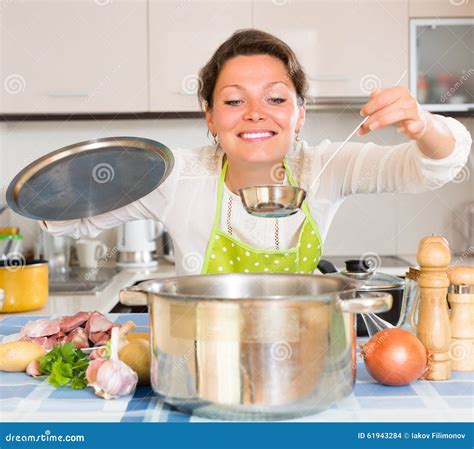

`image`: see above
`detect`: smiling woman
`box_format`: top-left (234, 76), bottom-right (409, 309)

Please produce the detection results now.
top-left (40, 29), bottom-right (472, 276)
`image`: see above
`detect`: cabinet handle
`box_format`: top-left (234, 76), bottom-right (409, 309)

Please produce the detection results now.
top-left (45, 92), bottom-right (89, 98)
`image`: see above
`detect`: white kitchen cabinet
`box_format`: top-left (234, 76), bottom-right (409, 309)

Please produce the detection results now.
top-left (253, 0), bottom-right (409, 99)
top-left (0, 0), bottom-right (148, 114)
top-left (148, 0), bottom-right (252, 112)
top-left (409, 0), bottom-right (473, 18)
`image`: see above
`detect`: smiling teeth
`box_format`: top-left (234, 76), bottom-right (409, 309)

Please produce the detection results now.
top-left (240, 132), bottom-right (273, 139)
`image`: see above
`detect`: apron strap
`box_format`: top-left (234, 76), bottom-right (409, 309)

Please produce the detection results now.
top-left (211, 158), bottom-right (228, 231)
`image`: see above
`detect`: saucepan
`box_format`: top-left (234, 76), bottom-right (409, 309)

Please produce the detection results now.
top-left (0, 259), bottom-right (48, 313)
top-left (120, 273), bottom-right (392, 420)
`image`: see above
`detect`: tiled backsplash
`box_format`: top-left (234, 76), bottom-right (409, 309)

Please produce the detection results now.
top-left (1, 111), bottom-right (472, 256)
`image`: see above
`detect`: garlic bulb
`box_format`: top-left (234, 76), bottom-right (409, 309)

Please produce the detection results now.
top-left (86, 327), bottom-right (138, 400)
top-left (26, 359), bottom-right (42, 377)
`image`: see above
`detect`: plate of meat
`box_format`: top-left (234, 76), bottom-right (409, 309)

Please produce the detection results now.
top-left (2, 311), bottom-right (121, 353)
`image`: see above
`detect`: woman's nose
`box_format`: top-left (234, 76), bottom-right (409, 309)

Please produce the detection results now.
top-left (243, 100), bottom-right (265, 121)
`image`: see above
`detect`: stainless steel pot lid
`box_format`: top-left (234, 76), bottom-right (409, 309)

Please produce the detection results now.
top-left (6, 136), bottom-right (174, 221)
top-left (341, 259), bottom-right (404, 290)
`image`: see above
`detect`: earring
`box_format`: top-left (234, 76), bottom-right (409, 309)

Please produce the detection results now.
top-left (212, 134), bottom-right (218, 146)
top-left (295, 129), bottom-right (301, 142)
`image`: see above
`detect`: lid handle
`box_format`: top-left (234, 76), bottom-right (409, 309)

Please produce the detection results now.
top-left (345, 259), bottom-right (373, 273)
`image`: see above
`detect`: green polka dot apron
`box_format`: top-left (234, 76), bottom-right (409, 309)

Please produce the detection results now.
top-left (201, 159), bottom-right (323, 275)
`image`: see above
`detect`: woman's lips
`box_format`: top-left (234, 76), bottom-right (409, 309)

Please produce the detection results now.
top-left (237, 131), bottom-right (276, 142)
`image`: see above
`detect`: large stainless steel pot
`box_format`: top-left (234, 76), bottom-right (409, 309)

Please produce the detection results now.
top-left (120, 273), bottom-right (392, 421)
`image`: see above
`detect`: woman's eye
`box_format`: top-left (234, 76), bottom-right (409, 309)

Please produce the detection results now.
top-left (224, 100), bottom-right (243, 106)
top-left (268, 97), bottom-right (286, 105)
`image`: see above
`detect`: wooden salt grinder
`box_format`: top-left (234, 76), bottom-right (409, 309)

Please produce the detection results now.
top-left (447, 266), bottom-right (474, 371)
top-left (416, 236), bottom-right (451, 380)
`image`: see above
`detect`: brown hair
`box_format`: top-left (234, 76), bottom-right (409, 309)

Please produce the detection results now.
top-left (198, 29), bottom-right (308, 110)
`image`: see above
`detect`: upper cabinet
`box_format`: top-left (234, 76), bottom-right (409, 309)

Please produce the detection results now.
top-left (148, 0), bottom-right (252, 112)
top-left (409, 0), bottom-right (473, 18)
top-left (0, 0), bottom-right (148, 114)
top-left (2, 0), bottom-right (470, 115)
top-left (253, 0), bottom-right (409, 99)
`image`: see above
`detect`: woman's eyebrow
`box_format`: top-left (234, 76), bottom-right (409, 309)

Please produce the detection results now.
top-left (219, 81), bottom-right (289, 92)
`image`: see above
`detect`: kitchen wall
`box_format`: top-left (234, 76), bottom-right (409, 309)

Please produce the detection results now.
top-left (1, 112), bottom-right (473, 257)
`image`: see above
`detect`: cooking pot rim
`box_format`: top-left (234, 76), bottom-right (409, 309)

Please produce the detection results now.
top-left (132, 273), bottom-right (361, 302)
top-left (0, 259), bottom-right (48, 269)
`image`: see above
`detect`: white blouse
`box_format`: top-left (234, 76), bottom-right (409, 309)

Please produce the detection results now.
top-left (41, 115), bottom-right (472, 276)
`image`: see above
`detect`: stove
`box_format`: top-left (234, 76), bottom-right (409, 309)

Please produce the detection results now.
top-left (49, 267), bottom-right (120, 295)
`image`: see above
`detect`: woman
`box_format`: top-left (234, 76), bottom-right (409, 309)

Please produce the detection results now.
top-left (41, 29), bottom-right (472, 276)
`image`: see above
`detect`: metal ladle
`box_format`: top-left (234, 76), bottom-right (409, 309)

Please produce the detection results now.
top-left (240, 70), bottom-right (408, 218)
top-left (239, 185), bottom-right (306, 218)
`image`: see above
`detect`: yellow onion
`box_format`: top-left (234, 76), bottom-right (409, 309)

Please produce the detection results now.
top-left (361, 328), bottom-right (428, 386)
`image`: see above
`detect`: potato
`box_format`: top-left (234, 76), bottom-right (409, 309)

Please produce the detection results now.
top-left (0, 341), bottom-right (46, 372)
top-left (119, 339), bottom-right (150, 386)
top-left (127, 333), bottom-right (149, 342)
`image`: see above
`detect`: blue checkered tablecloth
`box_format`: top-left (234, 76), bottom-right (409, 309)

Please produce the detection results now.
top-left (1, 314), bottom-right (472, 422)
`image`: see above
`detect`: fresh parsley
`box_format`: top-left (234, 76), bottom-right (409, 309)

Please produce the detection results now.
top-left (38, 342), bottom-right (89, 389)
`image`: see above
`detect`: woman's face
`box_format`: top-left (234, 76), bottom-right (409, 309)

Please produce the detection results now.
top-left (205, 54), bottom-right (305, 165)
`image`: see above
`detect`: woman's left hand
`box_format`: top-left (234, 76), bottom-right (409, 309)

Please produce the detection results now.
top-left (358, 86), bottom-right (429, 140)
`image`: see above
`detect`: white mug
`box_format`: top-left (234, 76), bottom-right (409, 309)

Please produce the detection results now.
top-left (75, 240), bottom-right (107, 268)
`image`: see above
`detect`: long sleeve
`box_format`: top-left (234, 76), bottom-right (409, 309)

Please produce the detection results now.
top-left (40, 154), bottom-right (180, 239)
top-left (40, 196), bottom-right (154, 239)
top-left (316, 115), bottom-right (472, 197)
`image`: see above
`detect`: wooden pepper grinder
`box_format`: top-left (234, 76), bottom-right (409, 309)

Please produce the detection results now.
top-left (447, 266), bottom-right (474, 371)
top-left (416, 235), bottom-right (451, 380)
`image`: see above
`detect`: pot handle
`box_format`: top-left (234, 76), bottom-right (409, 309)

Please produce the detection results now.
top-left (119, 286), bottom-right (148, 306)
top-left (317, 259), bottom-right (338, 274)
top-left (337, 291), bottom-right (393, 314)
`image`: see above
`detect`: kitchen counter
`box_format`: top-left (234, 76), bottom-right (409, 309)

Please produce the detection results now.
top-left (2, 253), bottom-right (472, 319)
top-left (1, 313), bottom-right (472, 423)
top-left (0, 260), bottom-right (176, 320)
top-left (325, 254), bottom-right (474, 277)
